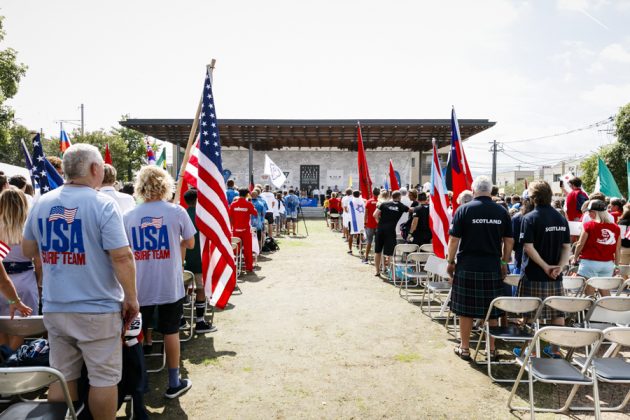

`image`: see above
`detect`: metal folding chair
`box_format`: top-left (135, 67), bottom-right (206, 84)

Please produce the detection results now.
top-left (584, 296), bottom-right (630, 330)
top-left (0, 366), bottom-right (77, 419)
top-left (507, 326), bottom-right (603, 418)
top-left (399, 252), bottom-right (432, 301)
top-left (419, 255), bottom-right (451, 321)
top-left (179, 271), bottom-right (196, 342)
top-left (562, 276), bottom-right (585, 297)
top-left (473, 297), bottom-right (542, 383)
top-left (231, 237), bottom-right (243, 275)
top-left (582, 276), bottom-right (623, 298)
top-left (572, 327), bottom-right (630, 413)
top-left (390, 244), bottom-right (420, 287)
top-left (419, 243), bottom-right (433, 253)
top-left (616, 278), bottom-right (630, 296)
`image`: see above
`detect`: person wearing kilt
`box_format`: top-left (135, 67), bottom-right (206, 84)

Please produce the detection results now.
top-left (517, 180), bottom-right (571, 358)
top-left (447, 176), bottom-right (513, 361)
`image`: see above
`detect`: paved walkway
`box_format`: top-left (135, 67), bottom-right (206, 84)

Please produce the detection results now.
top-left (143, 221), bottom-right (626, 419)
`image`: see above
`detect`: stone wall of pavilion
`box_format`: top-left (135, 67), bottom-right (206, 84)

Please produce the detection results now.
top-left (220, 149), bottom-right (417, 191)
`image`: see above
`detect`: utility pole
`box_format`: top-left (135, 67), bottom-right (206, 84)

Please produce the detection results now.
top-left (489, 140), bottom-right (503, 185)
top-left (80, 103), bottom-right (85, 135)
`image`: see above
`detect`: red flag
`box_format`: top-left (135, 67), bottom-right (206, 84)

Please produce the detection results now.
top-left (357, 123), bottom-right (372, 199)
top-left (104, 143), bottom-right (113, 165)
top-left (429, 139), bottom-right (451, 259)
top-left (450, 107), bottom-right (473, 212)
top-left (182, 69), bottom-right (235, 309)
top-left (388, 160), bottom-right (400, 191)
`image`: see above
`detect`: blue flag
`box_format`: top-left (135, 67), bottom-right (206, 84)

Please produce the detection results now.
top-left (31, 134), bottom-right (64, 194)
top-left (20, 139), bottom-right (38, 190)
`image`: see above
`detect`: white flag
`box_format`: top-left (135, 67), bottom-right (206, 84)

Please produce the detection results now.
top-left (348, 197), bottom-right (365, 235)
top-left (264, 154), bottom-right (287, 189)
top-left (561, 172), bottom-right (574, 194)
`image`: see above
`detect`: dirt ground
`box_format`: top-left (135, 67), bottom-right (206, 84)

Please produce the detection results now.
top-left (141, 220), bottom-right (629, 419)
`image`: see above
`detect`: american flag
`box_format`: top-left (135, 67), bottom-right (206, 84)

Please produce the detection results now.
top-left (429, 139), bottom-right (451, 259)
top-left (48, 206), bottom-right (78, 224)
top-left (182, 67), bottom-right (235, 309)
top-left (0, 241), bottom-right (10, 260)
top-left (31, 133), bottom-right (64, 195)
top-left (140, 216), bottom-right (163, 229)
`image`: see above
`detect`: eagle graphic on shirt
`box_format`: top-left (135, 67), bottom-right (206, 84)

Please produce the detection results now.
top-left (596, 229), bottom-right (616, 246)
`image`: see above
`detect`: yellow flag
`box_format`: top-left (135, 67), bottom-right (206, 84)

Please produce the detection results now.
top-left (348, 175), bottom-right (353, 188)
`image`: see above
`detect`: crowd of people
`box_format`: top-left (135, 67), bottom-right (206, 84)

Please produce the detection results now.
top-left (324, 175), bottom-right (628, 362)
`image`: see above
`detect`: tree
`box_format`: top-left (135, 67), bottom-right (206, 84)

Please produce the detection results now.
top-left (0, 15), bottom-right (28, 164)
top-left (579, 102), bottom-right (630, 196)
top-left (112, 115), bottom-right (151, 181)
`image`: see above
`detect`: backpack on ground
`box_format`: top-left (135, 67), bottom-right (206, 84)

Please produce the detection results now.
top-left (262, 237), bottom-right (280, 252)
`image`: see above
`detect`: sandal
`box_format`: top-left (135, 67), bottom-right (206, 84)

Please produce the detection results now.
top-left (488, 349), bottom-right (498, 361)
top-left (454, 346), bottom-right (471, 361)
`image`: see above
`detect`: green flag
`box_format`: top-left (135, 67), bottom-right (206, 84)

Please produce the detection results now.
top-left (156, 147), bottom-right (167, 170)
top-left (597, 157), bottom-right (623, 198)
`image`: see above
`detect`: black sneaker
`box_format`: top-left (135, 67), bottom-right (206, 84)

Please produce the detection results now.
top-left (164, 378), bottom-right (192, 399)
top-left (195, 320), bottom-right (217, 333)
top-left (179, 317), bottom-right (190, 331)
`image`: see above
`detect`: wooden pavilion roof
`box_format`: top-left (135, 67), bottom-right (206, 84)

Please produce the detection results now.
top-left (119, 118), bottom-right (495, 152)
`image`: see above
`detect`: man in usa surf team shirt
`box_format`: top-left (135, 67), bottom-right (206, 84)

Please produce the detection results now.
top-left (23, 144), bottom-right (138, 419)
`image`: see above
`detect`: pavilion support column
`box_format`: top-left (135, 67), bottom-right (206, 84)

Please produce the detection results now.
top-left (249, 142), bottom-right (254, 188)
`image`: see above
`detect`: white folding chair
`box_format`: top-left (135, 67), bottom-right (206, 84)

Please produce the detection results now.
top-left (390, 244), bottom-right (420, 286)
top-left (572, 327), bottom-right (630, 413)
top-left (399, 252), bottom-right (432, 301)
top-left (563, 276), bottom-right (585, 297)
top-left (231, 237), bottom-right (243, 275)
top-left (616, 278), bottom-right (630, 296)
top-left (584, 296), bottom-right (630, 330)
top-left (617, 265), bottom-right (630, 279)
top-left (582, 277), bottom-right (623, 298)
top-left (179, 271), bottom-right (196, 343)
top-left (473, 297), bottom-right (542, 383)
top-left (507, 327), bottom-right (603, 418)
top-left (0, 366), bottom-right (76, 419)
top-left (0, 316), bottom-right (46, 338)
top-left (420, 255), bottom-right (451, 320)
top-left (419, 243), bottom-right (434, 253)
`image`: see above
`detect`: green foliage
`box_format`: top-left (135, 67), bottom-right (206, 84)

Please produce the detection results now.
top-left (504, 179), bottom-right (529, 196)
top-left (580, 153), bottom-right (598, 193)
top-left (0, 124), bottom-right (33, 166)
top-left (616, 102), bottom-right (630, 147)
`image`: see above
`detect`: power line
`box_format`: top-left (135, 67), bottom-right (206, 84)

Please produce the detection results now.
top-left (500, 116), bottom-right (615, 144)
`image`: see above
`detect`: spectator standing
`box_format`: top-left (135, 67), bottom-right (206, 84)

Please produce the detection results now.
top-left (225, 179), bottom-right (238, 205)
top-left (124, 166), bottom-right (195, 399)
top-left (617, 203), bottom-right (630, 265)
top-left (408, 192), bottom-right (432, 246)
top-left (328, 192), bottom-right (341, 231)
top-left (250, 190), bottom-right (267, 244)
top-left (260, 185), bottom-right (276, 239)
top-left (312, 186), bottom-right (320, 204)
top-left (565, 177), bottom-right (589, 222)
top-left (373, 191), bottom-right (409, 276)
top-left (284, 189), bottom-right (300, 235)
top-left (0, 172), bottom-right (8, 191)
top-left (8, 174), bottom-right (33, 207)
top-left (99, 164), bottom-right (136, 214)
top-left (0, 189), bottom-right (38, 347)
top-left (182, 189), bottom-right (216, 333)
top-left (609, 198), bottom-right (624, 223)
top-left (229, 188), bottom-right (258, 273)
top-left (363, 187), bottom-right (380, 264)
top-left (341, 188), bottom-right (353, 239)
top-left (447, 176), bottom-right (513, 360)
top-left (572, 199), bottom-right (621, 296)
top-left (47, 156), bottom-right (64, 177)
top-left (23, 144), bottom-right (138, 418)
top-left (517, 181), bottom-right (570, 358)
top-left (511, 199), bottom-right (534, 274)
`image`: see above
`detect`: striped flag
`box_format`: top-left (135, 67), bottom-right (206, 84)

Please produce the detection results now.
top-left (448, 107), bottom-right (473, 212)
top-left (429, 138), bottom-right (451, 259)
top-left (146, 140), bottom-right (156, 164)
top-left (0, 241), bottom-right (10, 260)
top-left (60, 126), bottom-right (72, 154)
top-left (182, 67), bottom-right (235, 309)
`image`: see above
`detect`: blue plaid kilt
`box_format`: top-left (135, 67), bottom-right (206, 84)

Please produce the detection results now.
top-left (517, 273), bottom-right (564, 320)
top-left (451, 268), bottom-right (505, 319)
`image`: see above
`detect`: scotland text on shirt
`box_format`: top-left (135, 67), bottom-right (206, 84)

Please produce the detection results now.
top-left (471, 219), bottom-right (502, 225)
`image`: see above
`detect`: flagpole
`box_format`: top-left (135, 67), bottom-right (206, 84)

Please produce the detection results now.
top-left (174, 59), bottom-right (216, 201)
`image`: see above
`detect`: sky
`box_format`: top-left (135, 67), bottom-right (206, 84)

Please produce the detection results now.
top-left (2, 0), bottom-right (630, 175)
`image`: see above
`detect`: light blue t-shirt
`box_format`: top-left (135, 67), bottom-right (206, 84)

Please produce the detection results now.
top-left (23, 185), bottom-right (129, 313)
top-left (285, 194), bottom-right (299, 213)
top-left (123, 201), bottom-right (196, 306)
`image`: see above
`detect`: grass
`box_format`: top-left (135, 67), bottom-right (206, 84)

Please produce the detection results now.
top-left (393, 352), bottom-right (421, 363)
top-left (202, 357), bottom-right (220, 366)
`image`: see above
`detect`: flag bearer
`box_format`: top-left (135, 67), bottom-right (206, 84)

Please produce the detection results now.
top-left (229, 188), bottom-right (258, 273)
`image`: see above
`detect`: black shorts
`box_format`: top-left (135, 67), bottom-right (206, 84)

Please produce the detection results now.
top-left (140, 298), bottom-right (184, 335)
top-left (264, 212), bottom-right (274, 225)
top-left (374, 230), bottom-right (396, 256)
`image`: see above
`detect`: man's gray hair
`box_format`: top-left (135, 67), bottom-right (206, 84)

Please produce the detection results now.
top-left (62, 144), bottom-right (103, 180)
top-left (471, 175), bottom-right (493, 194)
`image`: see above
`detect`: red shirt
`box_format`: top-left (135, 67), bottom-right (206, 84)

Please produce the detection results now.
top-left (365, 198), bottom-right (378, 229)
top-left (329, 197), bottom-right (341, 212)
top-left (229, 198), bottom-right (258, 231)
top-left (566, 189), bottom-right (588, 222)
top-left (580, 220), bottom-right (620, 262)
top-left (611, 210), bottom-right (622, 223)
